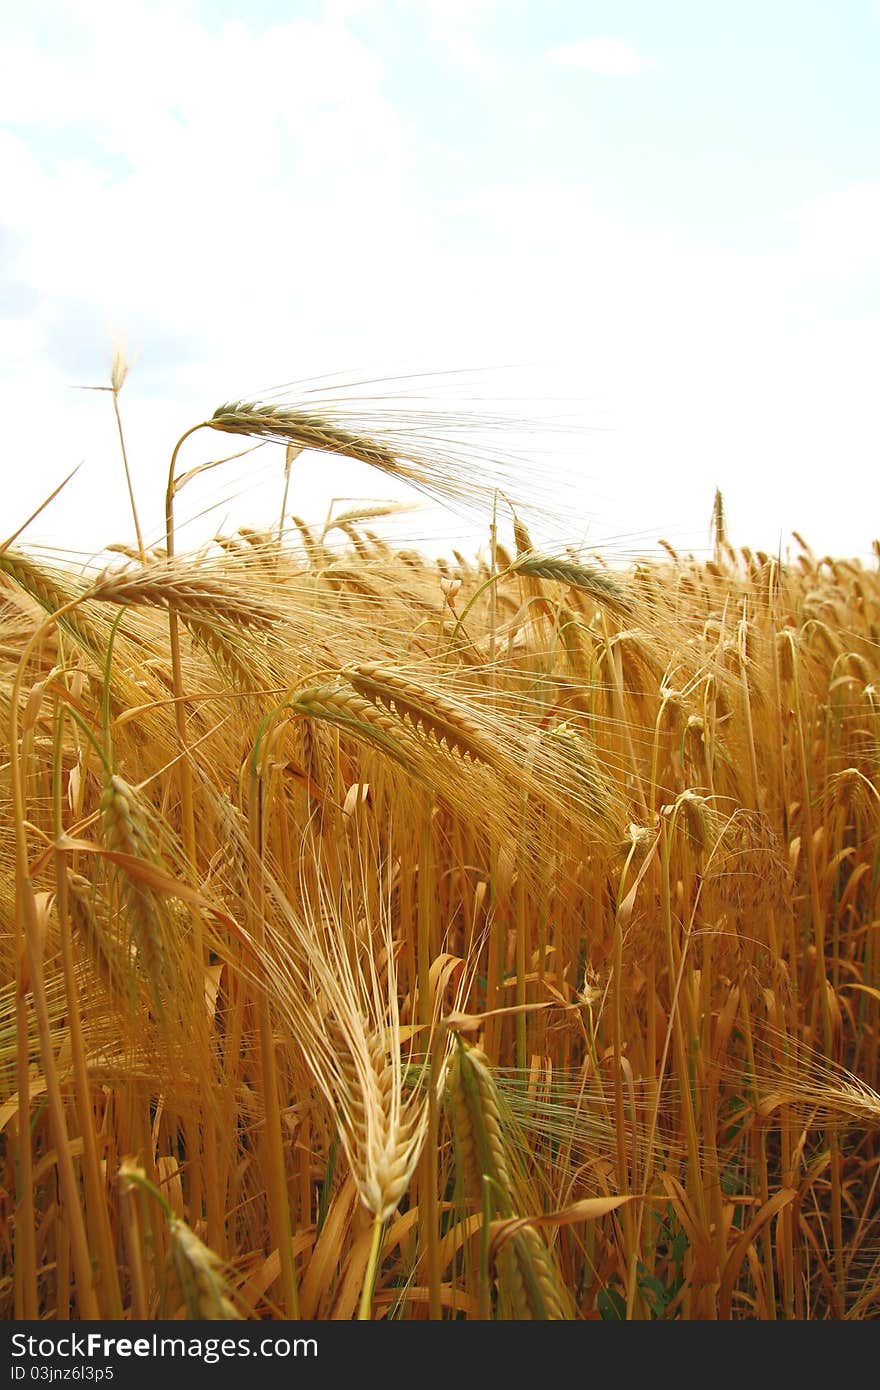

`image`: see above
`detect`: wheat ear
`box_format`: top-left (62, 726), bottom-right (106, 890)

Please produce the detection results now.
top-left (89, 562), bottom-right (281, 629)
top-left (209, 402), bottom-right (402, 471)
top-left (0, 549), bottom-right (103, 652)
top-left (167, 1218), bottom-right (241, 1320)
top-left (495, 1226), bottom-right (572, 1320)
top-left (182, 615), bottom-right (259, 691)
top-left (67, 871), bottom-right (135, 1006)
top-left (99, 775), bottom-right (168, 1011)
top-left (513, 552), bottom-right (633, 614)
top-left (446, 1041), bottom-right (571, 1319)
top-left (344, 663), bottom-right (503, 766)
top-left (329, 1020), bottom-right (427, 1223)
top-left (289, 680), bottom-right (419, 772)
top-left (447, 1042), bottom-right (515, 1206)
top-left (119, 1159), bottom-right (240, 1319)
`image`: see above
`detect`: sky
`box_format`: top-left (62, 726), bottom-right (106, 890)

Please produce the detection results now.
top-left (1, 0), bottom-right (879, 562)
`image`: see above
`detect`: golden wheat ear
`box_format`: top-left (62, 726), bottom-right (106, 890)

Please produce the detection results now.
top-left (203, 391), bottom-right (563, 517)
top-left (99, 775), bottom-right (169, 1012)
top-left (343, 663), bottom-right (506, 766)
top-left (512, 551), bottom-right (634, 616)
top-left (88, 559), bottom-right (282, 629)
top-left (167, 1219), bottom-right (242, 1320)
top-left (0, 548), bottom-right (103, 653)
top-left (446, 1041), bottom-right (573, 1319)
top-left (209, 403), bottom-right (402, 471)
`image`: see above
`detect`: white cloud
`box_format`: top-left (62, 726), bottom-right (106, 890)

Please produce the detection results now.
top-left (783, 184), bottom-right (880, 282)
top-left (545, 37), bottom-right (653, 76)
top-left (420, 0), bottom-right (497, 74)
top-left (1, 7), bottom-right (877, 562)
top-left (0, 4), bottom-right (418, 337)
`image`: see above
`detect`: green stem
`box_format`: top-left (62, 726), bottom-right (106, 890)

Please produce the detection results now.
top-left (445, 562), bottom-right (517, 659)
top-left (358, 1214), bottom-right (385, 1320)
top-left (426, 1020), bottom-right (450, 1320)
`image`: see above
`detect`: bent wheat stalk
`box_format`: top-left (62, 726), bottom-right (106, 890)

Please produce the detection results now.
top-left (447, 550), bottom-right (632, 655)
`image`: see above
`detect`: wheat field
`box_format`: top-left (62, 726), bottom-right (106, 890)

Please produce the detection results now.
top-left (2, 393), bottom-right (879, 1321)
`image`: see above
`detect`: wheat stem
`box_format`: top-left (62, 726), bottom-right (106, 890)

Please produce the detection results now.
top-left (357, 1213), bottom-right (385, 1320)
